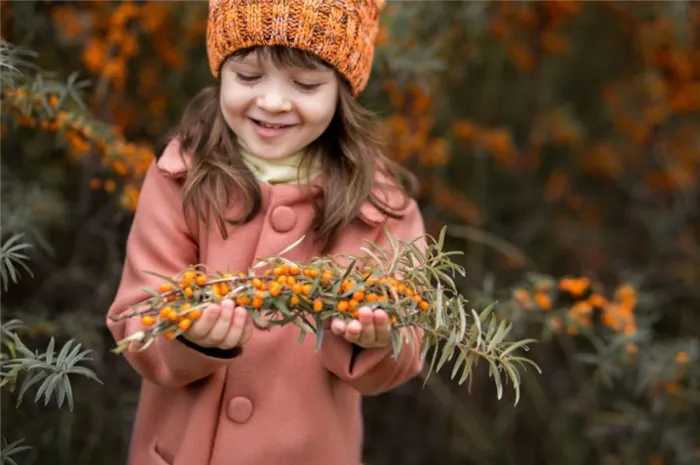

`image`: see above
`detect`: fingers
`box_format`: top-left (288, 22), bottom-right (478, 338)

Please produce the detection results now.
top-left (199, 299), bottom-right (236, 346)
top-left (220, 306), bottom-right (250, 349)
top-left (333, 307), bottom-right (392, 349)
top-left (186, 301), bottom-right (225, 341)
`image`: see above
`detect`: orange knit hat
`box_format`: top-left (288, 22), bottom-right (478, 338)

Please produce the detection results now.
top-left (206, 0), bottom-right (385, 96)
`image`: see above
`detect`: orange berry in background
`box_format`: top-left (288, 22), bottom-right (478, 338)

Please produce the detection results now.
top-left (391, 315), bottom-right (397, 325)
top-left (165, 331), bottom-right (176, 339)
top-left (141, 315), bottom-right (156, 326)
top-left (178, 318), bottom-right (192, 331)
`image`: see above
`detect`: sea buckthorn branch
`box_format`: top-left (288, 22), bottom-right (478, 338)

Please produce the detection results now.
top-left (0, 39), bottom-right (153, 211)
top-left (110, 226), bottom-right (541, 404)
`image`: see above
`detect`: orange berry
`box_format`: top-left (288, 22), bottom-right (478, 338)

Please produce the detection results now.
top-left (289, 264), bottom-right (300, 275)
top-left (413, 295), bottom-right (423, 303)
top-left (302, 284), bottom-right (313, 295)
top-left (182, 270), bottom-right (196, 285)
top-left (337, 300), bottom-right (349, 312)
top-left (159, 283), bottom-right (173, 293)
top-left (281, 264), bottom-right (291, 275)
top-left (292, 284), bottom-right (303, 294)
top-left (252, 278), bottom-right (263, 289)
top-left (196, 275), bottom-right (207, 286)
top-left (269, 283), bottom-right (281, 297)
top-left (236, 295), bottom-right (250, 306)
top-left (178, 318), bottom-right (192, 331)
top-left (165, 331), bottom-right (176, 339)
top-left (252, 297), bottom-right (264, 308)
top-left (189, 309), bottom-right (202, 320)
top-left (351, 309), bottom-right (360, 318)
top-left (277, 275), bottom-right (287, 284)
top-left (181, 303), bottom-right (191, 311)
top-left (160, 307), bottom-right (172, 318)
top-left (168, 309), bottom-right (179, 321)
top-left (391, 315), bottom-right (397, 325)
top-left (219, 283), bottom-right (230, 295)
top-left (378, 295), bottom-right (388, 303)
top-left (141, 315), bottom-right (156, 326)
top-left (366, 293), bottom-right (378, 302)
top-left (286, 276), bottom-right (296, 286)
top-left (273, 267), bottom-right (283, 276)
top-left (322, 271), bottom-right (333, 282)
top-left (290, 295), bottom-right (300, 306)
top-left (309, 269), bottom-right (319, 278)
top-left (419, 301), bottom-right (430, 311)
top-left (184, 287), bottom-right (194, 297)
top-left (313, 298), bottom-right (324, 312)
top-left (349, 299), bottom-right (359, 310)
top-left (352, 291), bottom-right (364, 301)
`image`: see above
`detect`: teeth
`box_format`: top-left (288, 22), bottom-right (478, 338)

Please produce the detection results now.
top-left (261, 122), bottom-right (283, 129)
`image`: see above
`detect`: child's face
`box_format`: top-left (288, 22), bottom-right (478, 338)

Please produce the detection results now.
top-left (220, 51), bottom-right (339, 160)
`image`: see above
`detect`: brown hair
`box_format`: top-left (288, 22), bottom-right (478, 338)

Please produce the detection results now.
top-left (157, 46), bottom-right (418, 252)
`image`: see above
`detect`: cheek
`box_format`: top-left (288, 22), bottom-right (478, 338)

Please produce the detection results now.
top-left (305, 95), bottom-right (338, 126)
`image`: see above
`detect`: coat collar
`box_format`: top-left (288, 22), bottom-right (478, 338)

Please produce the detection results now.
top-left (155, 139), bottom-right (411, 227)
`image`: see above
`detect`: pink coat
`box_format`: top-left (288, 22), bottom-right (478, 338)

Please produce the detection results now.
top-left (107, 140), bottom-right (426, 465)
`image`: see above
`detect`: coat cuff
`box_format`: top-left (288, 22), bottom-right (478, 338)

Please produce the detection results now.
top-left (320, 327), bottom-right (422, 396)
top-left (149, 335), bottom-right (236, 384)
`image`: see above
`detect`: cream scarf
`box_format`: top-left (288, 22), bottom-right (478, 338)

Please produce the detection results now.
top-left (240, 145), bottom-right (323, 185)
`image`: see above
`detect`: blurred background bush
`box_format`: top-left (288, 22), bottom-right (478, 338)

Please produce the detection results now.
top-left (1, 1), bottom-right (698, 465)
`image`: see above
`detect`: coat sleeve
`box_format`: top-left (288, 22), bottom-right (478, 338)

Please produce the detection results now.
top-left (106, 159), bottom-right (235, 388)
top-left (320, 198), bottom-right (427, 396)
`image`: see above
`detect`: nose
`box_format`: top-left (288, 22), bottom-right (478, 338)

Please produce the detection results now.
top-left (255, 88), bottom-right (292, 114)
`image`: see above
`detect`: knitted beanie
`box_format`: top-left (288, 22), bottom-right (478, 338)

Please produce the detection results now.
top-left (206, 0), bottom-right (386, 96)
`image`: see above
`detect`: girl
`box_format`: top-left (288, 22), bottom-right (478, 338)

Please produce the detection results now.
top-left (107, 1), bottom-right (426, 464)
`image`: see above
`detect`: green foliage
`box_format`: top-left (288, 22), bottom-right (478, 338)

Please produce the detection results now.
top-left (1, 40), bottom-right (103, 465)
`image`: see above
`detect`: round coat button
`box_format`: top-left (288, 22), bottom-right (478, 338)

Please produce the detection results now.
top-left (227, 397), bottom-right (253, 423)
top-left (270, 206), bottom-right (296, 233)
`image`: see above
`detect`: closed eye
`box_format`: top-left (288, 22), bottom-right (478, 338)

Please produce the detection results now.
top-left (236, 73), bottom-right (260, 83)
top-left (295, 81), bottom-right (322, 91)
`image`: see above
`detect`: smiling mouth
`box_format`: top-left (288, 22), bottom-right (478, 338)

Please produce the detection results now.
top-left (250, 118), bottom-right (294, 129)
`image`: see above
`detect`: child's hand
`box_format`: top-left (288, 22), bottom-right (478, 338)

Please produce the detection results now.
top-left (181, 298), bottom-right (254, 350)
top-left (330, 306), bottom-right (391, 349)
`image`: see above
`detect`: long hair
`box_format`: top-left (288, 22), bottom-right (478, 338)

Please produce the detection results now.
top-left (157, 45), bottom-right (418, 252)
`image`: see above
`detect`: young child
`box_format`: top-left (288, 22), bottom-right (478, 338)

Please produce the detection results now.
top-left (107, 1), bottom-right (426, 464)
